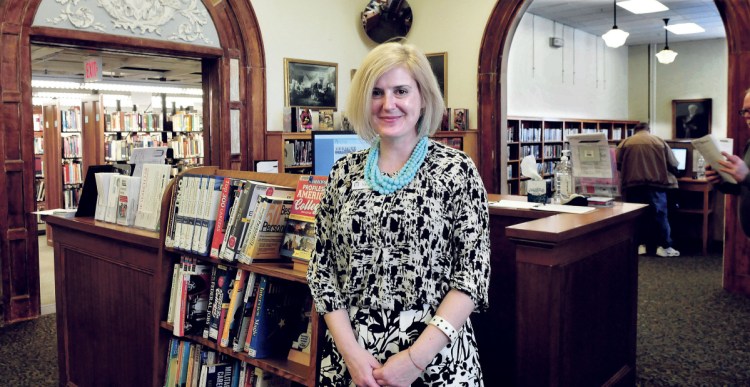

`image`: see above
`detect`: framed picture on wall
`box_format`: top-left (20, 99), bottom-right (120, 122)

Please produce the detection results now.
top-left (284, 58), bottom-right (338, 109)
top-left (672, 98), bottom-right (712, 139)
top-left (426, 52), bottom-right (447, 104)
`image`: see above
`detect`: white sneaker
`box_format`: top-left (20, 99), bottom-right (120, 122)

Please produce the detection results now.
top-left (656, 246), bottom-right (680, 257)
top-left (638, 245), bottom-right (646, 255)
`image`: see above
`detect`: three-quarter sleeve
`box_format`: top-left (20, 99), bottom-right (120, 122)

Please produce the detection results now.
top-left (448, 158), bottom-right (491, 311)
top-left (306, 164), bottom-right (346, 314)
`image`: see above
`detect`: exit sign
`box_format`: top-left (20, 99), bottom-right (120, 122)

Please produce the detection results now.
top-left (84, 57), bottom-right (102, 82)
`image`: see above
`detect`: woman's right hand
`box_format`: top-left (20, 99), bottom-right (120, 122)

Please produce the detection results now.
top-left (341, 345), bottom-right (382, 387)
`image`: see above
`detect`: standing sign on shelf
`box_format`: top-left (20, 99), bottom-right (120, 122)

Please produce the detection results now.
top-left (83, 57), bottom-right (102, 82)
top-left (130, 147), bottom-right (168, 177)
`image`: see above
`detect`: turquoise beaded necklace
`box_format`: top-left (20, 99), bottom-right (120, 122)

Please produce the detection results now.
top-left (364, 136), bottom-right (429, 195)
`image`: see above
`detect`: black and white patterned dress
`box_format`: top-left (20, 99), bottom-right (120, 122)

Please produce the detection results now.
top-left (307, 140), bottom-right (491, 386)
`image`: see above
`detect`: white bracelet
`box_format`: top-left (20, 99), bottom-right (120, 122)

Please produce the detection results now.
top-left (429, 315), bottom-right (459, 342)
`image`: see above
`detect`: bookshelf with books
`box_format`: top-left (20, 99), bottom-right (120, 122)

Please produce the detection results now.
top-left (505, 117), bottom-right (638, 195)
top-left (158, 167), bottom-right (322, 387)
top-left (102, 105), bottom-right (204, 168)
top-left (265, 130), bottom-right (479, 174)
top-left (33, 106), bottom-right (46, 231)
top-left (41, 102), bottom-right (84, 210)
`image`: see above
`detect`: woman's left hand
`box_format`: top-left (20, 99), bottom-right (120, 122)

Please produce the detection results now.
top-left (372, 350), bottom-right (422, 387)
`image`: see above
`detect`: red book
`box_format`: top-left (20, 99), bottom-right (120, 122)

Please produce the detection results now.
top-left (209, 178), bottom-right (243, 259)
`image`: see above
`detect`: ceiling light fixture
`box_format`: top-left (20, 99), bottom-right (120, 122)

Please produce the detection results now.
top-left (617, 0), bottom-right (668, 15)
top-left (655, 18), bottom-right (678, 64)
top-left (602, 0), bottom-right (629, 48)
top-left (666, 22), bottom-right (705, 35)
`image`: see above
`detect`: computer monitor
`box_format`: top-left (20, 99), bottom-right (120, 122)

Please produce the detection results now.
top-left (311, 131), bottom-right (371, 176)
top-left (672, 147), bottom-right (687, 175)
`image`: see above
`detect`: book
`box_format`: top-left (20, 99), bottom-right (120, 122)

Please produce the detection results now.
top-left (103, 173), bottom-right (122, 223)
top-left (239, 195), bottom-right (294, 264)
top-left (207, 265), bottom-right (238, 341)
top-left (222, 182), bottom-right (295, 262)
top-left (219, 269), bottom-right (249, 348)
top-left (179, 174), bottom-right (202, 251)
top-left (691, 134), bottom-right (738, 184)
top-left (232, 272), bottom-right (258, 353)
top-left (287, 295), bottom-right (313, 366)
top-left (182, 264), bottom-right (212, 336)
top-left (114, 175), bottom-right (141, 226)
top-left (194, 175), bottom-right (223, 255)
top-left (281, 175), bottom-right (328, 267)
top-left (210, 178), bottom-right (244, 259)
top-left (166, 176), bottom-right (188, 248)
top-left (587, 196), bottom-right (615, 207)
top-left (170, 176), bottom-right (189, 248)
top-left (166, 263), bottom-right (181, 325)
top-left (133, 163), bottom-right (172, 231)
top-left (202, 265), bottom-right (219, 339)
top-left (94, 172), bottom-right (119, 221)
top-left (243, 275), bottom-right (268, 353)
top-left (164, 338), bottom-right (180, 387)
top-left (247, 279), bottom-right (305, 359)
top-left (199, 362), bottom-right (233, 387)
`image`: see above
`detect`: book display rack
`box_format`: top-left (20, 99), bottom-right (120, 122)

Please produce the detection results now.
top-left (505, 117), bottom-right (638, 195)
top-left (159, 167), bottom-right (321, 386)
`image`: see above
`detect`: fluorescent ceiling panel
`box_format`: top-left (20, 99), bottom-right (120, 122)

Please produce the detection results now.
top-left (666, 23), bottom-right (705, 35)
top-left (617, 0), bottom-right (668, 14)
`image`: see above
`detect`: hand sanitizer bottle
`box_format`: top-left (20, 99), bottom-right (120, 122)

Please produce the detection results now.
top-left (553, 150), bottom-right (574, 204)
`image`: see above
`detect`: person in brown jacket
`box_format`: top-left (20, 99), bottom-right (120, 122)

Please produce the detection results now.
top-left (617, 122), bottom-right (681, 257)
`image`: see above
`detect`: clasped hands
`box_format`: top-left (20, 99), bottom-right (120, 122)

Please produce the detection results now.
top-left (705, 151), bottom-right (749, 184)
top-left (345, 345), bottom-right (423, 387)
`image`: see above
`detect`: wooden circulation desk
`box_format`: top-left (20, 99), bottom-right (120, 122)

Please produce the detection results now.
top-left (474, 195), bottom-right (646, 386)
top-left (46, 194), bottom-right (645, 387)
top-left (45, 216), bottom-right (168, 387)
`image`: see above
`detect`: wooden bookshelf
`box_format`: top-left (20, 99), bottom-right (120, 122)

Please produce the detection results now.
top-left (157, 167), bottom-right (320, 386)
top-left (506, 117), bottom-right (638, 195)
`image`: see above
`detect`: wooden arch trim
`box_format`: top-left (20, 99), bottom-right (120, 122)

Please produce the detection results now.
top-left (0, 0), bottom-right (265, 323)
top-left (477, 0), bottom-right (750, 295)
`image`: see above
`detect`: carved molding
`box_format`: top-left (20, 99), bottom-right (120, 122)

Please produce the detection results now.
top-left (40, 0), bottom-right (217, 46)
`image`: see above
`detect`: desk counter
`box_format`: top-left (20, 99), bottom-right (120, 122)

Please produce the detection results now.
top-left (475, 195), bottom-right (645, 386)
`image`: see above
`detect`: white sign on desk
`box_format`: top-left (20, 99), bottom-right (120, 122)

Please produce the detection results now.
top-left (567, 133), bottom-right (613, 179)
top-left (130, 147), bottom-right (168, 177)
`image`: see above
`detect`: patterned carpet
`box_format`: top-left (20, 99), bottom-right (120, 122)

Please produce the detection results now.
top-left (636, 254), bottom-right (750, 386)
top-left (1, 254), bottom-right (749, 386)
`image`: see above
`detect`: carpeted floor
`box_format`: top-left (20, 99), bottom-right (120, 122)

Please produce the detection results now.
top-left (636, 253), bottom-right (750, 386)
top-left (1, 254), bottom-right (749, 386)
top-left (0, 313), bottom-right (58, 386)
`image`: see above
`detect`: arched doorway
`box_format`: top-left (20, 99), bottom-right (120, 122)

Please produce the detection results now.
top-left (0, 0), bottom-right (266, 323)
top-left (476, 0), bottom-right (750, 293)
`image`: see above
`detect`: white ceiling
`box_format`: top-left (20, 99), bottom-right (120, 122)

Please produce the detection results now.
top-left (31, 44), bottom-right (202, 86)
top-left (525, 0), bottom-right (725, 46)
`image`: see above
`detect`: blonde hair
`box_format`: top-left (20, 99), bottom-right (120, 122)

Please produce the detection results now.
top-left (346, 41), bottom-right (445, 142)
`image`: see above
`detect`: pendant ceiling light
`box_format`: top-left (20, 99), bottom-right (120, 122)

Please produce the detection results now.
top-left (602, 0), bottom-right (629, 48)
top-left (655, 18), bottom-right (678, 64)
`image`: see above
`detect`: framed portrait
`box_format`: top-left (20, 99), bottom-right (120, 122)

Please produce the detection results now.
top-left (672, 98), bottom-right (711, 139)
top-left (284, 58), bottom-right (338, 109)
top-left (426, 52), bottom-right (448, 104)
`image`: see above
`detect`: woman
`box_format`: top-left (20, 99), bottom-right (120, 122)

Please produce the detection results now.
top-left (307, 41), bottom-right (490, 387)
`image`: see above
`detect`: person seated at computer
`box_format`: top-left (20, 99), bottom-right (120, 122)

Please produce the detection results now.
top-left (616, 122), bottom-right (681, 257)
